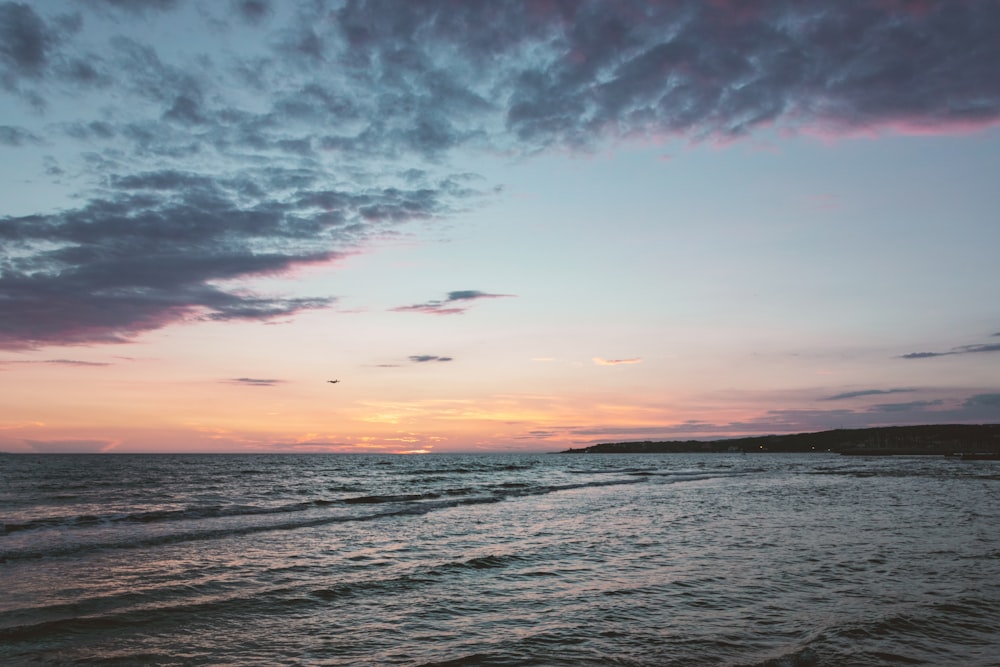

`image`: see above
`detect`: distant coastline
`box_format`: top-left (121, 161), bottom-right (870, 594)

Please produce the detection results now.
top-left (560, 423), bottom-right (1000, 456)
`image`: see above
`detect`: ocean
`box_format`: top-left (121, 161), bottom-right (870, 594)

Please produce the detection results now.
top-left (2, 452), bottom-right (998, 666)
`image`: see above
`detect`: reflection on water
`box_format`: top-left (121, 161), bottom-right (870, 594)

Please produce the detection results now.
top-left (2, 453), bottom-right (999, 665)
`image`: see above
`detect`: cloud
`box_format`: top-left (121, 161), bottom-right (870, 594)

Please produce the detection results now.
top-left (89, 0), bottom-right (181, 14)
top-left (0, 124), bottom-right (41, 146)
top-left (11, 2), bottom-right (1000, 147)
top-left (523, 430), bottom-right (559, 439)
top-left (227, 377), bottom-right (283, 386)
top-left (593, 357), bottom-right (642, 366)
top-left (964, 393), bottom-right (1000, 408)
top-left (870, 400), bottom-right (944, 413)
top-left (408, 355), bottom-right (453, 363)
top-left (24, 438), bottom-right (111, 453)
top-left (5, 358), bottom-right (111, 367)
top-left (0, 168), bottom-right (476, 349)
top-left (391, 290), bottom-right (514, 315)
top-left (0, 3), bottom-right (52, 81)
top-left (4, 1), bottom-right (1000, 349)
top-left (44, 358), bottom-right (110, 366)
top-left (232, 0), bottom-right (272, 25)
top-left (327, 0), bottom-right (1000, 152)
top-left (955, 344), bottom-right (1000, 354)
top-left (901, 351), bottom-right (947, 359)
top-left (901, 343), bottom-right (1000, 359)
top-left (823, 388), bottom-right (915, 401)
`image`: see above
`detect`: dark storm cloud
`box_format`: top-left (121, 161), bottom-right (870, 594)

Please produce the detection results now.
top-left (4, 1), bottom-right (1000, 349)
top-left (409, 355), bottom-right (453, 364)
top-left (0, 167), bottom-right (466, 348)
top-left (901, 343), bottom-right (1000, 359)
top-left (328, 0), bottom-right (1000, 153)
top-left (391, 290), bottom-right (514, 315)
top-left (11, 2), bottom-right (1000, 152)
top-left (823, 388), bottom-right (915, 401)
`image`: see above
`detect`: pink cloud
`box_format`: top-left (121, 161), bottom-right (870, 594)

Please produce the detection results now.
top-left (24, 439), bottom-right (114, 453)
top-left (593, 357), bottom-right (642, 366)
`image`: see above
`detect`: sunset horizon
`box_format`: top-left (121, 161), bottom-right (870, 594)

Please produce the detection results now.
top-left (4, 3), bottom-right (1000, 664)
top-left (2, 1), bottom-right (998, 454)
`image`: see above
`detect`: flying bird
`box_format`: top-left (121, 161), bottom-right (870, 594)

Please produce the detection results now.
top-left (327, 379), bottom-right (339, 384)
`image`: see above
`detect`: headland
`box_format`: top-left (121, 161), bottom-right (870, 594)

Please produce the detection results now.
top-left (560, 424), bottom-right (1000, 456)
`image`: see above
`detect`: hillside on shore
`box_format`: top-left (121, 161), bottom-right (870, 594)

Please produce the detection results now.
top-left (560, 424), bottom-right (1000, 455)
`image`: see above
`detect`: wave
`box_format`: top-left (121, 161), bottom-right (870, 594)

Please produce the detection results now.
top-left (310, 572), bottom-right (436, 601)
top-left (343, 492), bottom-right (440, 504)
top-left (733, 647), bottom-right (821, 667)
top-left (0, 472), bottom-right (730, 563)
top-left (727, 594), bottom-right (1000, 667)
top-left (0, 580), bottom-right (315, 647)
top-left (440, 552), bottom-right (527, 572)
top-left (4, 551), bottom-right (535, 645)
top-left (310, 553), bottom-right (530, 604)
top-left (3, 474), bottom-right (656, 538)
top-left (1, 498), bottom-right (341, 536)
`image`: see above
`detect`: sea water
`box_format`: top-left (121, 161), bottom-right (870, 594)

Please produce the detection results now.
top-left (1, 453), bottom-right (998, 666)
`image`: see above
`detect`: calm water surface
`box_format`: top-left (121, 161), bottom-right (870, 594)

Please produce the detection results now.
top-left (2, 453), bottom-right (999, 666)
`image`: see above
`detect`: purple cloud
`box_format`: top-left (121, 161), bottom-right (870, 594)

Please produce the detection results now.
top-left (24, 439), bottom-right (111, 453)
top-left (227, 377), bottom-right (283, 386)
top-left (0, 170), bottom-right (475, 349)
top-left (409, 355), bottom-right (453, 364)
top-left (870, 400), bottom-right (944, 413)
top-left (0, 358), bottom-right (112, 367)
top-left (0, 124), bottom-right (41, 146)
top-left (901, 343), bottom-right (1000, 359)
top-left (964, 393), bottom-right (1000, 408)
top-left (823, 388), bottom-right (915, 401)
top-left (3, 1), bottom-right (999, 350)
top-left (391, 290), bottom-right (514, 316)
top-left (44, 358), bottom-right (110, 366)
top-left (89, 0), bottom-right (180, 14)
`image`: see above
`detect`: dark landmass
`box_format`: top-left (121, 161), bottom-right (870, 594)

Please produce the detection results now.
top-left (561, 424), bottom-right (1000, 456)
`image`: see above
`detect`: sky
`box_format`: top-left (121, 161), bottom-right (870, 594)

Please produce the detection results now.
top-left (1, 0), bottom-right (999, 454)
